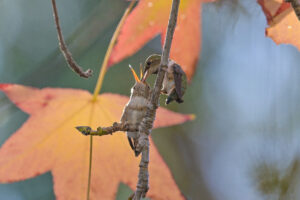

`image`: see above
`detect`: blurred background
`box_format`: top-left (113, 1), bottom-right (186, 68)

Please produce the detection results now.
top-left (1, 0), bottom-right (300, 199)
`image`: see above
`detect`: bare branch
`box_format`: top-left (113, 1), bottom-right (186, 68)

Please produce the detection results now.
top-left (132, 0), bottom-right (180, 199)
top-left (76, 122), bottom-right (137, 136)
top-left (51, 0), bottom-right (92, 78)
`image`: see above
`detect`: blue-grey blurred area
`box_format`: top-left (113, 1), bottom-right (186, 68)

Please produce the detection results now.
top-left (1, 0), bottom-right (300, 199)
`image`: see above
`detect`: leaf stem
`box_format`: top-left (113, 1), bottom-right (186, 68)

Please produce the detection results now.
top-left (92, 0), bottom-right (137, 101)
top-left (86, 135), bottom-right (93, 200)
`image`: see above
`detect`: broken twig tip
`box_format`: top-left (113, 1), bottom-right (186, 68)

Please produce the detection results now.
top-left (81, 69), bottom-right (93, 78)
top-left (75, 126), bottom-right (91, 135)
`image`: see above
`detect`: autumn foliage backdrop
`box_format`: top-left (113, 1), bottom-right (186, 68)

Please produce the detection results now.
top-left (1, 0), bottom-right (300, 199)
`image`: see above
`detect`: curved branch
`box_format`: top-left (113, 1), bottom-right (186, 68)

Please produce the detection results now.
top-left (51, 0), bottom-right (92, 78)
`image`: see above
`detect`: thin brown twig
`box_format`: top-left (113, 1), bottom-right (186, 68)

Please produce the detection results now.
top-left (132, 0), bottom-right (180, 199)
top-left (51, 0), bottom-right (92, 78)
top-left (76, 122), bottom-right (138, 136)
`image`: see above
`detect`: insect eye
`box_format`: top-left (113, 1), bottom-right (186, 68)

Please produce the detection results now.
top-left (146, 61), bottom-right (151, 65)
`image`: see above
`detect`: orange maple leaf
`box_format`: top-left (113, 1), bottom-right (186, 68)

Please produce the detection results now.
top-left (258, 0), bottom-right (300, 50)
top-left (0, 84), bottom-right (194, 200)
top-left (109, 0), bottom-right (214, 80)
